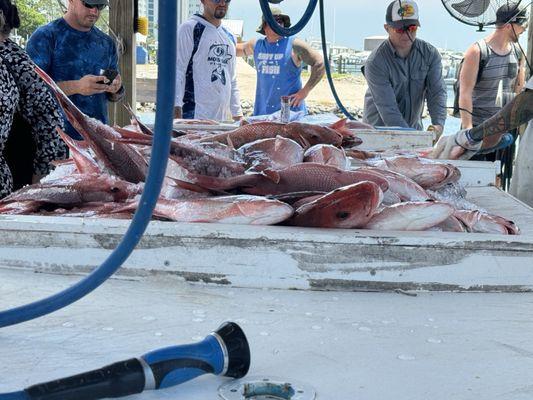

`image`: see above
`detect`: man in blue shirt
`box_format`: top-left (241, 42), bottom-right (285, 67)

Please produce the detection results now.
top-left (26, 0), bottom-right (124, 140)
top-left (237, 8), bottom-right (324, 116)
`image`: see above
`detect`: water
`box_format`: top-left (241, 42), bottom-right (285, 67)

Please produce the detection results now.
top-left (422, 86), bottom-right (461, 136)
top-left (138, 86), bottom-right (461, 134)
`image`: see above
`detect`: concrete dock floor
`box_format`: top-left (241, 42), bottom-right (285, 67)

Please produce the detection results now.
top-left (1, 267), bottom-right (533, 399)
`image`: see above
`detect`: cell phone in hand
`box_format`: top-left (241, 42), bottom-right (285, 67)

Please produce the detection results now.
top-left (99, 68), bottom-right (118, 85)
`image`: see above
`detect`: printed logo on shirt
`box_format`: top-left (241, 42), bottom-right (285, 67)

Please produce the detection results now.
top-left (257, 52), bottom-right (284, 75)
top-left (208, 44), bottom-right (232, 85)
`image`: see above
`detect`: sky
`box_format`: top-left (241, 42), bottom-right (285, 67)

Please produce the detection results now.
top-left (226, 0), bottom-right (530, 52)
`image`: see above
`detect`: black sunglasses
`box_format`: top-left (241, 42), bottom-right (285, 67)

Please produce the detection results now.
top-left (81, 1), bottom-right (107, 10)
top-left (273, 15), bottom-right (290, 27)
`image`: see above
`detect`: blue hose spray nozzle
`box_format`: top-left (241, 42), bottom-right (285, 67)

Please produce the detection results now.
top-left (21, 322), bottom-right (250, 400)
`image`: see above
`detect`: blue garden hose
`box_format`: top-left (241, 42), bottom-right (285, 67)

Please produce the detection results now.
top-left (0, 0), bottom-right (176, 328)
top-left (0, 322), bottom-right (250, 400)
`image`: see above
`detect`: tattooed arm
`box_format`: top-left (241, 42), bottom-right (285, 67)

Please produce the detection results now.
top-left (289, 38), bottom-right (325, 107)
top-left (469, 88), bottom-right (533, 141)
top-left (432, 88), bottom-right (533, 160)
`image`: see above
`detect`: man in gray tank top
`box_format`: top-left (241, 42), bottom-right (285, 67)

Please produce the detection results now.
top-left (457, 2), bottom-right (527, 187)
top-left (458, 2), bottom-right (526, 132)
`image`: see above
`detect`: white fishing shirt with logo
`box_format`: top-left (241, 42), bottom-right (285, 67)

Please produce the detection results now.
top-left (175, 15), bottom-right (242, 121)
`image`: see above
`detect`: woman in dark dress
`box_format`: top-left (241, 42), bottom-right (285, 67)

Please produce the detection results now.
top-left (0, 0), bottom-right (66, 198)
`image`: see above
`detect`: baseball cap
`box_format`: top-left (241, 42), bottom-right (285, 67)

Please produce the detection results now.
top-left (256, 7), bottom-right (291, 35)
top-left (83, 0), bottom-right (109, 5)
top-left (386, 0), bottom-right (421, 29)
top-left (496, 2), bottom-right (528, 26)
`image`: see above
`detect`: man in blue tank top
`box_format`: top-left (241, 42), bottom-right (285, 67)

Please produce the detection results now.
top-left (237, 8), bottom-right (324, 116)
top-left (26, 0), bottom-right (124, 140)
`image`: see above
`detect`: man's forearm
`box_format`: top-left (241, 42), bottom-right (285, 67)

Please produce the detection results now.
top-left (470, 90), bottom-right (533, 141)
top-left (57, 80), bottom-right (80, 96)
top-left (293, 40), bottom-right (324, 92)
top-left (303, 62), bottom-right (325, 92)
top-left (459, 94), bottom-right (474, 128)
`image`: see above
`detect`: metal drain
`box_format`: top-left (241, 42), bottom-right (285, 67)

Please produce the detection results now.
top-left (219, 376), bottom-right (316, 400)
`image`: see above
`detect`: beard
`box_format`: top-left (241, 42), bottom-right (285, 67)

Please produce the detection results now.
top-left (214, 8), bottom-right (226, 19)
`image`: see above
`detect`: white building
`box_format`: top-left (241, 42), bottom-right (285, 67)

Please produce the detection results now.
top-left (364, 36), bottom-right (387, 52)
top-left (146, 0), bottom-right (159, 39)
top-left (188, 0), bottom-right (202, 17)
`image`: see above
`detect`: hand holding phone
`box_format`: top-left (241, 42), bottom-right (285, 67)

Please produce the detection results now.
top-left (99, 68), bottom-right (119, 85)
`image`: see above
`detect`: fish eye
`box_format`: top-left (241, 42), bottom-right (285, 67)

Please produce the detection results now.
top-left (110, 187), bottom-right (120, 193)
top-left (336, 211), bottom-right (350, 220)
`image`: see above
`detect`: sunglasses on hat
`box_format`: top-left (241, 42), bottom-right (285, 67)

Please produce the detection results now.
top-left (210, 0), bottom-right (231, 4)
top-left (81, 1), bottom-right (107, 10)
top-left (393, 24), bottom-right (418, 34)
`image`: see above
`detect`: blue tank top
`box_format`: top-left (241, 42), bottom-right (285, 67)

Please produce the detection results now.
top-left (27, 18), bottom-right (119, 140)
top-left (253, 36), bottom-right (306, 116)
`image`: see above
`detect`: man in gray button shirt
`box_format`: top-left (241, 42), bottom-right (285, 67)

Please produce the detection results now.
top-left (363, 0), bottom-right (446, 133)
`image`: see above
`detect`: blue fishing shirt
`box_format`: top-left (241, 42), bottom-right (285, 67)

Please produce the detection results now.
top-left (253, 36), bottom-right (306, 116)
top-left (27, 18), bottom-right (119, 140)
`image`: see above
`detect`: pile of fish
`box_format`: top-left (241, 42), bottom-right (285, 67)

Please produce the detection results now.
top-left (0, 66), bottom-right (519, 235)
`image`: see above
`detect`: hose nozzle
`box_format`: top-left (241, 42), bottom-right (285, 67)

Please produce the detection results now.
top-left (24, 322), bottom-right (250, 400)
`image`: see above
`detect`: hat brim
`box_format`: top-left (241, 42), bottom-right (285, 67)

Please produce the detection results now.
top-left (256, 12), bottom-right (290, 35)
top-left (388, 19), bottom-right (420, 29)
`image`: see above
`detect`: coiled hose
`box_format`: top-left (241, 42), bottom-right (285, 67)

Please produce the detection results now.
top-left (0, 0), bottom-right (176, 329)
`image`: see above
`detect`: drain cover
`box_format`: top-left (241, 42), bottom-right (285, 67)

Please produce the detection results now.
top-left (218, 376), bottom-right (316, 400)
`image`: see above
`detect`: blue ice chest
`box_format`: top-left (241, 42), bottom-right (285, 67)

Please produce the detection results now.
top-left (136, 46), bottom-right (148, 64)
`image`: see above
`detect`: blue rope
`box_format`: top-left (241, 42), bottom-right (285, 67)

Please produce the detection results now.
top-left (0, 0), bottom-right (176, 328)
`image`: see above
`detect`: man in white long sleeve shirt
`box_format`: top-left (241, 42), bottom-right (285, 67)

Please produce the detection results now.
top-left (174, 0), bottom-right (242, 121)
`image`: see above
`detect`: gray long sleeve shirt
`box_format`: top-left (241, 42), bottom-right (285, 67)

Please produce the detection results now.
top-left (362, 39), bottom-right (447, 130)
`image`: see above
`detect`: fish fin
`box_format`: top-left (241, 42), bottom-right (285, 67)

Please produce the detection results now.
top-left (123, 103), bottom-right (154, 136)
top-left (298, 134), bottom-right (311, 149)
top-left (226, 135), bottom-right (235, 149)
top-left (114, 126), bottom-right (153, 141)
top-left (260, 168), bottom-right (280, 183)
top-left (51, 159), bottom-right (73, 167)
top-left (330, 118), bottom-right (347, 130)
top-left (167, 177), bottom-right (211, 194)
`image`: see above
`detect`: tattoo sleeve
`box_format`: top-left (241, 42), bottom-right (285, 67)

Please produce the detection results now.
top-left (292, 39), bottom-right (325, 90)
top-left (470, 90), bottom-right (533, 141)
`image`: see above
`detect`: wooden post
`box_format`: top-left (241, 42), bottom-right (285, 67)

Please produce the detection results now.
top-left (108, 0), bottom-right (136, 127)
